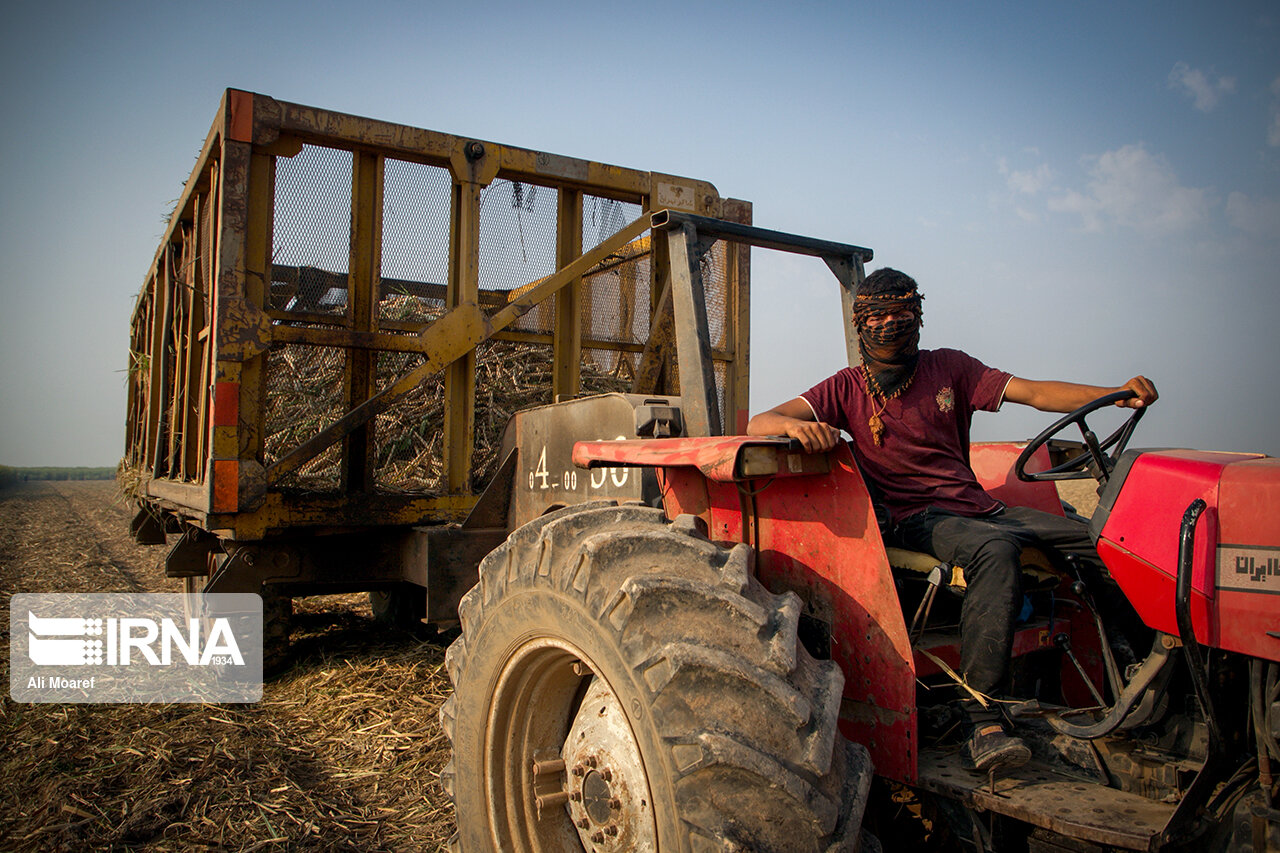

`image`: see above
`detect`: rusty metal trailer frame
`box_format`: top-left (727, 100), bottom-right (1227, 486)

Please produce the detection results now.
top-left (124, 89), bottom-right (751, 546)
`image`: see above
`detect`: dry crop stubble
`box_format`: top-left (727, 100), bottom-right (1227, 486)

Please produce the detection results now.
top-left (1, 481), bottom-right (457, 851)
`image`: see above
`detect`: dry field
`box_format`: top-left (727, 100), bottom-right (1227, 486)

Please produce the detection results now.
top-left (1, 478), bottom-right (1104, 852)
top-left (0, 480), bottom-right (456, 852)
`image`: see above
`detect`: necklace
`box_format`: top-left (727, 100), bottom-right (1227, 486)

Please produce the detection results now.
top-left (861, 365), bottom-right (915, 446)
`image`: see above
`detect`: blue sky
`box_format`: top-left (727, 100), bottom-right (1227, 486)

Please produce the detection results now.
top-left (1, 1), bottom-right (1277, 466)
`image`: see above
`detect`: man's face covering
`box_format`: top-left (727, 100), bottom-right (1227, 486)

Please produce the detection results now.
top-left (854, 290), bottom-right (923, 397)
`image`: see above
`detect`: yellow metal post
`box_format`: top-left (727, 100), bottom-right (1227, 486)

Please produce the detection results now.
top-left (553, 189), bottom-right (583, 400)
top-left (444, 142), bottom-right (498, 494)
top-left (343, 149), bottom-right (382, 493)
top-left (240, 148), bottom-right (274, 476)
top-left (723, 198), bottom-right (752, 434)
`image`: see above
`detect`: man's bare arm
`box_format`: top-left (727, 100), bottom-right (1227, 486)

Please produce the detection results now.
top-left (1004, 375), bottom-right (1158, 413)
top-left (746, 398), bottom-right (842, 453)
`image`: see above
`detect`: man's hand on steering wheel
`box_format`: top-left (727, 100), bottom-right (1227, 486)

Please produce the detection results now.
top-left (1116, 375), bottom-right (1159, 409)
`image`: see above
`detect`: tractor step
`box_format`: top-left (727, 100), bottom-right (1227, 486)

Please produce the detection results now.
top-left (916, 746), bottom-right (1174, 851)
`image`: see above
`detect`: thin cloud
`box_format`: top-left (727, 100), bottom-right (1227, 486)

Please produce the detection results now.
top-left (996, 158), bottom-right (1055, 222)
top-left (1048, 144), bottom-right (1212, 235)
top-left (999, 160), bottom-right (1054, 195)
top-left (1168, 61), bottom-right (1236, 112)
top-left (1226, 191), bottom-right (1280, 238)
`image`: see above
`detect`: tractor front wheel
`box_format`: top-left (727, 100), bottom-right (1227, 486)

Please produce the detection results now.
top-left (440, 502), bottom-right (872, 852)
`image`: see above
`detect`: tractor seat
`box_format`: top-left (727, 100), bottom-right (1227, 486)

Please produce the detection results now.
top-left (890, 545), bottom-right (1064, 645)
top-left (885, 546), bottom-right (1060, 591)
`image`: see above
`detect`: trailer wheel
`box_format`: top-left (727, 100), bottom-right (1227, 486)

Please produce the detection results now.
top-left (369, 583), bottom-right (428, 632)
top-left (182, 575), bottom-right (293, 675)
top-left (440, 502), bottom-right (872, 852)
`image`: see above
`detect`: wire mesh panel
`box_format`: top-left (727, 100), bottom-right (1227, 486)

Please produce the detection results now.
top-left (479, 180), bottom-right (559, 333)
top-left (373, 339), bottom-right (597, 494)
top-left (581, 254), bottom-right (651, 378)
top-left (584, 196), bottom-right (643, 252)
top-left (263, 343), bottom-right (347, 491)
top-left (380, 158), bottom-right (451, 327)
top-left (270, 144), bottom-right (353, 316)
top-left (471, 340), bottom-right (553, 490)
top-left (372, 351), bottom-right (444, 493)
top-left (693, 238), bottom-right (734, 430)
top-left (579, 196), bottom-right (650, 381)
top-left (700, 241), bottom-right (731, 354)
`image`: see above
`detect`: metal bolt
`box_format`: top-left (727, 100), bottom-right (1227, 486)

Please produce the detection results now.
top-left (605, 825), bottom-right (619, 837)
top-left (599, 768), bottom-right (612, 782)
top-left (465, 141), bottom-right (486, 160)
top-left (535, 791), bottom-right (569, 810)
top-left (577, 817), bottom-right (590, 829)
top-left (570, 791), bottom-right (582, 802)
top-left (591, 832), bottom-right (605, 843)
top-left (608, 798), bottom-right (621, 810)
top-left (584, 756), bottom-right (597, 768)
top-left (532, 758), bottom-right (566, 776)
top-left (573, 764), bottom-right (586, 777)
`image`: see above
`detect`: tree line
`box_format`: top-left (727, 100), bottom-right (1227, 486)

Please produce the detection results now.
top-left (0, 466), bottom-right (117, 486)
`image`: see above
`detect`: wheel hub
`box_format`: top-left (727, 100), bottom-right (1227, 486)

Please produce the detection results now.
top-left (562, 675), bottom-right (657, 850)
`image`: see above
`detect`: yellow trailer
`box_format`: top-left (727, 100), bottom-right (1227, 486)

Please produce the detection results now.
top-left (123, 90), bottom-right (751, 659)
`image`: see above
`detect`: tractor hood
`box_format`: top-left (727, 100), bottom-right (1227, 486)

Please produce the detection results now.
top-left (1093, 449), bottom-right (1279, 661)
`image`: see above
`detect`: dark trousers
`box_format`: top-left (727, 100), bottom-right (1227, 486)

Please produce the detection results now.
top-left (891, 506), bottom-right (1101, 697)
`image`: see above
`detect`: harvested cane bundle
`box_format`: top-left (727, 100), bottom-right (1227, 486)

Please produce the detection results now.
top-left (263, 337), bottom-right (635, 495)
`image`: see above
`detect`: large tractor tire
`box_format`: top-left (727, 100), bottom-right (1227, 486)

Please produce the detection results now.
top-left (440, 502), bottom-right (873, 852)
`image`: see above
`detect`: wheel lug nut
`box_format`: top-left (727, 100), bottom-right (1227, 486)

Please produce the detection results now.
top-left (577, 817), bottom-right (590, 828)
top-left (605, 825), bottom-right (619, 837)
top-left (591, 831), bottom-right (605, 843)
top-left (573, 765), bottom-right (586, 776)
top-left (599, 768), bottom-right (612, 781)
top-left (570, 791), bottom-right (582, 802)
top-left (609, 798), bottom-right (621, 809)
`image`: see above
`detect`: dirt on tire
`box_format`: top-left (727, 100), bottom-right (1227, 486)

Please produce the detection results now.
top-left (0, 480), bottom-right (456, 852)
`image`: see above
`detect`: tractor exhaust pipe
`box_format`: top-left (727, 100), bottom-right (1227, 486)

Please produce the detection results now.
top-left (1176, 498), bottom-right (1221, 748)
top-left (1160, 498), bottom-right (1232, 846)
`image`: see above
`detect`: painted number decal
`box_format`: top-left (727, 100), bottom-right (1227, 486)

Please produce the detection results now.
top-left (589, 436), bottom-right (630, 489)
top-left (529, 447), bottom-right (550, 490)
top-left (527, 438), bottom-right (629, 492)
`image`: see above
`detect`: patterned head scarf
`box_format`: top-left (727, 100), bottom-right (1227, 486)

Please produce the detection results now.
top-left (854, 268), bottom-right (924, 392)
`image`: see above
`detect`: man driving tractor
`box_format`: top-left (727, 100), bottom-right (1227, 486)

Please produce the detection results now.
top-left (746, 267), bottom-right (1158, 773)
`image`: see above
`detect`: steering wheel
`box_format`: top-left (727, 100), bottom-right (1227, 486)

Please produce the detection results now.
top-left (1015, 390), bottom-right (1146, 483)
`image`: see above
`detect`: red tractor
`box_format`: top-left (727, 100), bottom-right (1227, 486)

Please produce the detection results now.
top-left (441, 212), bottom-right (1280, 851)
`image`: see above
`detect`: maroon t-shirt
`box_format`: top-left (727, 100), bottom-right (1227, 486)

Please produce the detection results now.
top-left (800, 348), bottom-right (1012, 523)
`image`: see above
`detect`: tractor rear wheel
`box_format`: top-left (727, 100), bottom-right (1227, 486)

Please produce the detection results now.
top-left (440, 502), bottom-right (872, 852)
